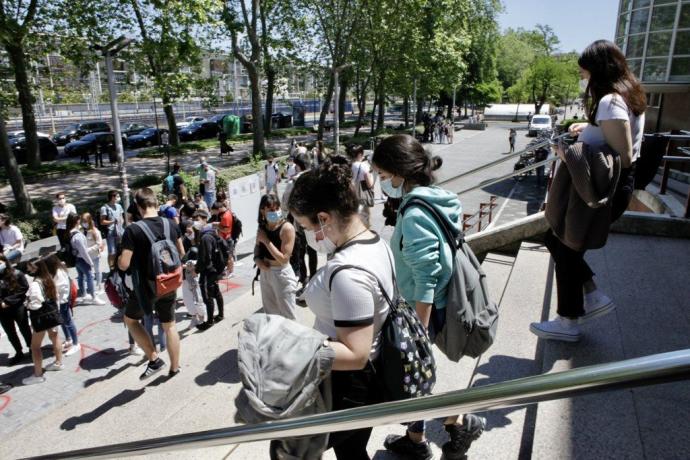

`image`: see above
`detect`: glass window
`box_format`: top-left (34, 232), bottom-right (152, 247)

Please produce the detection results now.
top-left (670, 57), bottom-right (690, 81)
top-left (642, 58), bottom-right (669, 81)
top-left (616, 36), bottom-right (626, 51)
top-left (633, 0), bottom-right (651, 8)
top-left (627, 34), bottom-right (646, 57)
top-left (680, 3), bottom-right (690, 29)
top-left (651, 5), bottom-right (677, 31)
top-left (630, 8), bottom-right (650, 34)
top-left (621, 0), bottom-right (632, 14)
top-left (647, 32), bottom-right (673, 56)
top-left (675, 30), bottom-right (690, 55)
top-left (628, 58), bottom-right (643, 78)
top-left (618, 13), bottom-right (630, 37)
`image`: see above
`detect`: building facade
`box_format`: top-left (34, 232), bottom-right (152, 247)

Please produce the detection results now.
top-left (616, 0), bottom-right (690, 131)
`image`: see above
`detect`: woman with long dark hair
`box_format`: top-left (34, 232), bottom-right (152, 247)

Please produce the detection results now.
top-left (22, 258), bottom-right (64, 385)
top-left (288, 157), bottom-right (392, 459)
top-left (254, 194), bottom-right (298, 319)
top-left (371, 134), bottom-right (484, 460)
top-left (530, 39), bottom-right (647, 342)
top-left (45, 254), bottom-right (80, 357)
top-left (0, 253), bottom-right (31, 365)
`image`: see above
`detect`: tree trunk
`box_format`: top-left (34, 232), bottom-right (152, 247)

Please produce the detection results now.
top-left (354, 89), bottom-right (366, 137)
top-left (403, 95), bottom-right (409, 128)
top-left (248, 67), bottom-right (266, 156)
top-left (416, 96), bottom-right (424, 124)
top-left (264, 66), bottom-right (276, 135)
top-left (338, 76), bottom-right (348, 124)
top-left (370, 86), bottom-right (378, 134)
top-left (317, 72), bottom-right (335, 141)
top-left (5, 43), bottom-right (40, 169)
top-left (162, 97), bottom-right (179, 146)
top-left (376, 84), bottom-right (385, 131)
top-left (0, 113), bottom-right (34, 216)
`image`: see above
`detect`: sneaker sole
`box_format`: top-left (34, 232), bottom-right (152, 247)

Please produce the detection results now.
top-left (139, 363), bottom-right (165, 380)
top-left (529, 324), bottom-right (581, 342)
top-left (578, 301), bottom-right (616, 324)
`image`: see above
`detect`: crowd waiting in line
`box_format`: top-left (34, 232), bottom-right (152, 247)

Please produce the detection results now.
top-left (0, 39), bottom-right (646, 460)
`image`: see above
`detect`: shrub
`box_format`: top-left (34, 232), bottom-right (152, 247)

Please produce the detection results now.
top-left (8, 198), bottom-right (55, 243)
top-left (130, 174), bottom-right (163, 189)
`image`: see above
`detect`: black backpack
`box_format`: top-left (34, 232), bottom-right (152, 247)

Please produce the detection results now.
top-left (329, 258), bottom-right (436, 402)
top-left (57, 232), bottom-right (77, 268)
top-left (230, 212), bottom-right (243, 241)
top-left (96, 205), bottom-right (111, 239)
top-left (211, 233), bottom-right (231, 274)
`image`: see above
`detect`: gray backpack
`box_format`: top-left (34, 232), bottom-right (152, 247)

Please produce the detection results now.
top-left (400, 198), bottom-right (499, 361)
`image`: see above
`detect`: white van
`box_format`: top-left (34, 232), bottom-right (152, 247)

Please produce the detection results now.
top-left (528, 115), bottom-right (553, 137)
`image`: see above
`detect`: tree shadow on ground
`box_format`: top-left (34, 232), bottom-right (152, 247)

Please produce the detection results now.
top-left (60, 388), bottom-right (145, 431)
top-left (194, 348), bottom-right (239, 386)
top-left (78, 348), bottom-right (130, 372)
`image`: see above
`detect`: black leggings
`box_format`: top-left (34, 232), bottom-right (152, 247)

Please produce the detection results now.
top-left (199, 272), bottom-right (223, 320)
top-left (547, 167), bottom-right (634, 318)
top-left (328, 363), bottom-right (384, 460)
top-left (0, 306), bottom-right (32, 354)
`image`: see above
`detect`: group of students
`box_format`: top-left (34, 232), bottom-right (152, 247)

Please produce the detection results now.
top-left (422, 112), bottom-right (454, 144)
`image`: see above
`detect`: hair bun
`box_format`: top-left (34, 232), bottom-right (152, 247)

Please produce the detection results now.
top-left (431, 156), bottom-right (443, 171)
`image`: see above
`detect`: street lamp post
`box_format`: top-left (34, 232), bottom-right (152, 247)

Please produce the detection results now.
top-left (333, 63), bottom-right (352, 156)
top-left (97, 36), bottom-right (133, 212)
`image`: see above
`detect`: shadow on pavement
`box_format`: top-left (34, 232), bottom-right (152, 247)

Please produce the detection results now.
top-left (60, 388), bottom-right (145, 431)
top-left (78, 348), bottom-right (129, 372)
top-left (194, 348), bottom-right (239, 386)
top-left (82, 361), bottom-right (141, 388)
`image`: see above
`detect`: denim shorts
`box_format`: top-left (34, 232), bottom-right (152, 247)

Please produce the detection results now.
top-left (106, 235), bottom-right (120, 255)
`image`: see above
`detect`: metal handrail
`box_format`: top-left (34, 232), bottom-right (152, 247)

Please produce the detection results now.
top-left (34, 349), bottom-right (690, 460)
top-left (437, 132), bottom-right (570, 187)
top-left (457, 155), bottom-right (558, 196)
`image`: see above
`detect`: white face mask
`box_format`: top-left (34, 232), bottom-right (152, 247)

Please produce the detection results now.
top-left (82, 223), bottom-right (89, 229)
top-left (193, 221), bottom-right (204, 230)
top-left (579, 78), bottom-right (589, 92)
top-left (304, 218), bottom-right (337, 254)
top-left (380, 177), bottom-right (404, 198)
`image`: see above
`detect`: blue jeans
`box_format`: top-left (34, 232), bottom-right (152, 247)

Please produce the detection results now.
top-left (144, 313), bottom-right (167, 351)
top-left (4, 249), bottom-right (21, 264)
top-left (59, 302), bottom-right (79, 345)
top-left (75, 258), bottom-right (95, 297)
top-left (204, 191), bottom-right (215, 209)
top-left (91, 254), bottom-right (102, 286)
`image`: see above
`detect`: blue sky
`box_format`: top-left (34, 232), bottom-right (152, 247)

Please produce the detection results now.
top-left (498, 0), bottom-right (620, 53)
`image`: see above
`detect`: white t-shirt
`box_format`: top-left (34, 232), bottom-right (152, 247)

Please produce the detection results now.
top-left (265, 163), bottom-right (279, 185)
top-left (351, 161), bottom-right (370, 184)
top-left (578, 93), bottom-right (645, 163)
top-left (286, 163), bottom-right (297, 180)
top-left (54, 268), bottom-right (71, 304)
top-left (206, 168), bottom-right (217, 193)
top-left (52, 203), bottom-right (77, 230)
top-left (0, 225), bottom-right (24, 252)
top-left (302, 234), bottom-right (392, 359)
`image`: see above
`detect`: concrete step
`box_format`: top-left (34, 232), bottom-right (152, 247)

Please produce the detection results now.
top-left (530, 234), bottom-right (690, 459)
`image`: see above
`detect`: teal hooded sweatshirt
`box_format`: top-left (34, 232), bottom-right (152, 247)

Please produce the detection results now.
top-left (391, 186), bottom-right (462, 309)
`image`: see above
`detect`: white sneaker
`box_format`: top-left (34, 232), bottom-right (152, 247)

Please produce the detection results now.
top-left (22, 374), bottom-right (46, 385)
top-left (45, 361), bottom-right (64, 371)
top-left (530, 316), bottom-right (581, 342)
top-left (580, 291), bottom-right (615, 324)
top-left (90, 296), bottom-right (106, 306)
top-left (129, 345), bottom-right (144, 356)
top-left (62, 340), bottom-right (73, 352)
top-left (64, 343), bottom-right (81, 356)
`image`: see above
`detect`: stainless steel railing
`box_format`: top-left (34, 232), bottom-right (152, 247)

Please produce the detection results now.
top-left (32, 348), bottom-right (690, 459)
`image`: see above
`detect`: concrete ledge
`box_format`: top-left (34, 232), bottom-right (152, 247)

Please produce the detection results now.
top-left (461, 123), bottom-right (487, 131)
top-left (467, 212), bottom-right (549, 256)
top-left (611, 211), bottom-right (690, 238)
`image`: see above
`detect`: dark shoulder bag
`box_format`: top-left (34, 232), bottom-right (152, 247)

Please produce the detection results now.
top-left (29, 282), bottom-right (63, 332)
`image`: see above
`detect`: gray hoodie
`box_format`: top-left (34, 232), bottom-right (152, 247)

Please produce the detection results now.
top-left (235, 314), bottom-right (335, 460)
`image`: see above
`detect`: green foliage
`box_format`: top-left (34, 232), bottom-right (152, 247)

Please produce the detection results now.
top-left (130, 173), bottom-right (163, 189)
top-left (7, 198), bottom-right (55, 242)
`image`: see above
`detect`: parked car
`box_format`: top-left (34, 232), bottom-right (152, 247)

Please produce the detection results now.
top-left (10, 136), bottom-right (58, 164)
top-left (121, 123), bottom-right (151, 138)
top-left (528, 115), bottom-right (553, 137)
top-left (64, 132), bottom-right (115, 158)
top-left (52, 121), bottom-right (111, 145)
top-left (8, 130), bottom-right (51, 139)
top-left (176, 116), bottom-right (206, 129)
top-left (126, 128), bottom-right (168, 148)
top-left (209, 113), bottom-right (230, 127)
top-left (178, 121), bottom-right (219, 141)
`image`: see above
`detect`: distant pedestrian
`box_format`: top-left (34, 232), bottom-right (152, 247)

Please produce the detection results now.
top-left (286, 156), bottom-right (298, 181)
top-left (68, 213), bottom-right (104, 305)
top-left (159, 194), bottom-right (180, 225)
top-left (509, 128), bottom-right (516, 153)
top-left (196, 157), bottom-right (218, 197)
top-left (194, 210), bottom-right (228, 331)
top-left (0, 214), bottom-right (24, 264)
top-left (22, 258), bottom-right (64, 386)
top-left (264, 156), bottom-right (280, 195)
top-left (45, 255), bottom-right (80, 357)
top-left (0, 253), bottom-right (32, 366)
top-left (99, 190), bottom-right (125, 269)
top-left (81, 212), bottom-right (104, 290)
top-left (193, 192), bottom-right (208, 211)
top-left (52, 193), bottom-right (77, 247)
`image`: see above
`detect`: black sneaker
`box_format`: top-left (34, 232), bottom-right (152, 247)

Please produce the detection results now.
top-left (8, 352), bottom-right (25, 366)
top-left (213, 315), bottom-right (224, 323)
top-left (197, 321), bottom-right (213, 331)
top-left (168, 368), bottom-right (181, 378)
top-left (139, 358), bottom-right (166, 380)
top-left (383, 433), bottom-right (433, 460)
top-left (442, 414), bottom-right (486, 460)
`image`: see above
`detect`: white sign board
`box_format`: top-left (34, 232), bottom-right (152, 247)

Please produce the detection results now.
top-left (228, 173), bottom-right (262, 243)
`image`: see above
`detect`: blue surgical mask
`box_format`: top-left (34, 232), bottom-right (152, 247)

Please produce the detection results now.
top-left (266, 210), bottom-right (283, 224)
top-left (381, 177), bottom-right (404, 198)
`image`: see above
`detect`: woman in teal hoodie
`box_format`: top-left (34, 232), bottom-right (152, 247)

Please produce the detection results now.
top-left (372, 134), bottom-right (484, 460)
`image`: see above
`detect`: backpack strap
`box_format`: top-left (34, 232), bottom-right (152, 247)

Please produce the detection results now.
top-left (133, 219), bottom-right (158, 244)
top-left (398, 197), bottom-right (462, 254)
